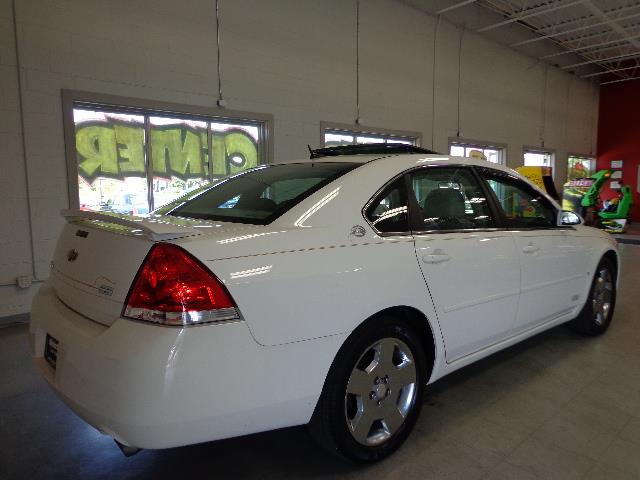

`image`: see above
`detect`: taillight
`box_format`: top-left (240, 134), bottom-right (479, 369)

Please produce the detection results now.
top-left (122, 243), bottom-right (239, 326)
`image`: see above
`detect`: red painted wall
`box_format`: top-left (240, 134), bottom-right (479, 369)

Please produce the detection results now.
top-left (596, 78), bottom-right (640, 222)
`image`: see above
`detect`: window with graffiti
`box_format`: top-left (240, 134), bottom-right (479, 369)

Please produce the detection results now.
top-left (73, 107), bottom-right (264, 214)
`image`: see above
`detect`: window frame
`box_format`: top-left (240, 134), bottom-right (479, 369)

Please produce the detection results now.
top-left (523, 146), bottom-right (556, 177)
top-left (62, 89), bottom-right (274, 211)
top-left (448, 137), bottom-right (507, 165)
top-left (320, 121), bottom-right (421, 148)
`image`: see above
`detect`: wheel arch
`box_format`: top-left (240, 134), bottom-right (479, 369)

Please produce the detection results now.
top-left (576, 247), bottom-right (619, 316)
top-left (335, 305), bottom-right (438, 385)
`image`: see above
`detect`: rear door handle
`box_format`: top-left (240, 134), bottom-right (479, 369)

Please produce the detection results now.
top-left (422, 253), bottom-right (451, 264)
top-left (522, 244), bottom-right (540, 254)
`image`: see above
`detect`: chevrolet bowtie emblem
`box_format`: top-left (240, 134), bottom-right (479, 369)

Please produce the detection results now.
top-left (67, 249), bottom-right (79, 262)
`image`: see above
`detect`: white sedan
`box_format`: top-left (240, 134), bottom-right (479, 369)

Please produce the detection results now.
top-left (30, 145), bottom-right (618, 462)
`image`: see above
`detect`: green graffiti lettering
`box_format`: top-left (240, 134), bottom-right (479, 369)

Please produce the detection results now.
top-left (114, 124), bottom-right (145, 174)
top-left (211, 134), bottom-right (226, 175)
top-left (180, 129), bottom-right (204, 175)
top-left (225, 131), bottom-right (258, 174)
top-left (76, 125), bottom-right (118, 177)
top-left (150, 128), bottom-right (205, 177)
top-left (75, 123), bottom-right (258, 182)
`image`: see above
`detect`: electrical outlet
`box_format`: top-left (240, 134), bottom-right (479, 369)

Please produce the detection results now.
top-left (17, 276), bottom-right (32, 289)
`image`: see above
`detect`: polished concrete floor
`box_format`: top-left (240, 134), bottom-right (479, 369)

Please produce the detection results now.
top-left (2, 244), bottom-right (639, 480)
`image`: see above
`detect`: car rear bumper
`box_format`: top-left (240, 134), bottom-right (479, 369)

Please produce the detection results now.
top-left (30, 282), bottom-right (344, 449)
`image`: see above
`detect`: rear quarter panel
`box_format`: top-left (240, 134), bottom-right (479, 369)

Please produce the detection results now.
top-left (202, 232), bottom-right (441, 348)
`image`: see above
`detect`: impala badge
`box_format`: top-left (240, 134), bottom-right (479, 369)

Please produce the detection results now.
top-left (67, 249), bottom-right (79, 262)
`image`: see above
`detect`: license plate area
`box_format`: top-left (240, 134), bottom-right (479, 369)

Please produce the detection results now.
top-left (44, 334), bottom-right (59, 370)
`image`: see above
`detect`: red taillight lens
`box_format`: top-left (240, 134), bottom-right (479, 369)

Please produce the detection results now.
top-left (123, 243), bottom-right (239, 326)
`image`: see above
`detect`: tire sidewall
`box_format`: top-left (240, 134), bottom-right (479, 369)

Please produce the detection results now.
top-left (580, 257), bottom-right (617, 335)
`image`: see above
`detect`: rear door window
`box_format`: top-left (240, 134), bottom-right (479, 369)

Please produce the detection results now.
top-left (408, 167), bottom-right (495, 231)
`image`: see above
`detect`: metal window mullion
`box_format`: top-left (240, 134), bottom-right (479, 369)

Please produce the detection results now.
top-left (207, 122), bottom-right (214, 181)
top-left (144, 116), bottom-right (154, 212)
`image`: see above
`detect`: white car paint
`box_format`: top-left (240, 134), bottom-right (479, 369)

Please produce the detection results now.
top-left (30, 153), bottom-right (618, 450)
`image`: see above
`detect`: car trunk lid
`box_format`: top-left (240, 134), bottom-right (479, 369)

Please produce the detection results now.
top-left (51, 210), bottom-right (207, 326)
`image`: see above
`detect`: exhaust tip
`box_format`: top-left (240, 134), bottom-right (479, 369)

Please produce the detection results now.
top-left (115, 440), bottom-right (142, 457)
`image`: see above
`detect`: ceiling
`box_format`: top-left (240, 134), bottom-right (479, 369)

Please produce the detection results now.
top-left (404, 0), bottom-right (640, 84)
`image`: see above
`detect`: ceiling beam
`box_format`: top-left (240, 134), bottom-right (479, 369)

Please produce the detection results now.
top-left (541, 32), bottom-right (640, 58)
top-left (562, 51), bottom-right (640, 69)
top-left (478, 0), bottom-right (585, 33)
top-left (537, 2), bottom-right (640, 33)
top-left (582, 0), bottom-right (640, 50)
top-left (600, 75), bottom-right (640, 84)
top-left (511, 11), bottom-right (640, 46)
top-left (582, 64), bottom-right (640, 77)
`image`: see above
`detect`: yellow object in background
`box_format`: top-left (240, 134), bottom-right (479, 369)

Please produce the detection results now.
top-left (468, 150), bottom-right (487, 161)
top-left (516, 166), bottom-right (549, 192)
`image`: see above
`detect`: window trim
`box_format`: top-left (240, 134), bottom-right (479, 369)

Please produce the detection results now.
top-left (62, 89), bottom-right (274, 210)
top-left (448, 137), bottom-right (507, 165)
top-left (523, 146), bottom-right (556, 178)
top-left (320, 121), bottom-right (422, 148)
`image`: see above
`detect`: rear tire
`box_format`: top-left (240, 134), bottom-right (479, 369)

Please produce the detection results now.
top-left (308, 316), bottom-right (427, 463)
top-left (569, 257), bottom-right (616, 336)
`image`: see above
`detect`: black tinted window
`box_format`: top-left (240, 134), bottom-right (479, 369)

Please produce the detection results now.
top-left (166, 163), bottom-right (358, 224)
top-left (365, 178), bottom-right (409, 233)
top-left (409, 167), bottom-right (494, 231)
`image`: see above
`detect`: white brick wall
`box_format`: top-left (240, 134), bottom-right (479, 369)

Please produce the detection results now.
top-left (0, 0), bottom-right (599, 317)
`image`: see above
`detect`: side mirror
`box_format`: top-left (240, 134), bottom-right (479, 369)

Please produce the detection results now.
top-left (558, 210), bottom-right (582, 226)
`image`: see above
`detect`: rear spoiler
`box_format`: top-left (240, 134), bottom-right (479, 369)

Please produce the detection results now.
top-left (61, 209), bottom-right (203, 241)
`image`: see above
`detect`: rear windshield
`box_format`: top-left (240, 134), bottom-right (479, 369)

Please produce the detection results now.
top-left (164, 162), bottom-right (359, 224)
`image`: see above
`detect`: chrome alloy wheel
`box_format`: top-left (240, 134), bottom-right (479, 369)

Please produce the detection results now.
top-left (344, 337), bottom-right (417, 446)
top-left (592, 267), bottom-right (613, 326)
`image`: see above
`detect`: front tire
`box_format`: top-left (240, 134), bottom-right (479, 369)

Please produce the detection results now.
top-left (309, 316), bottom-right (427, 463)
top-left (569, 257), bottom-right (616, 336)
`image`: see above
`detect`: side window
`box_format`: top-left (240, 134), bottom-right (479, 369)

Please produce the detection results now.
top-left (365, 178), bottom-right (409, 233)
top-left (483, 172), bottom-right (556, 228)
top-left (409, 167), bottom-right (494, 231)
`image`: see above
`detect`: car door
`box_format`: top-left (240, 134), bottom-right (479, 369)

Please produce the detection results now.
top-left (408, 166), bottom-right (521, 363)
top-left (479, 168), bottom-right (587, 335)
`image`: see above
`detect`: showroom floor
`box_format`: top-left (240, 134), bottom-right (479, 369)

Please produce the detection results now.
top-left (1, 244), bottom-right (639, 480)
